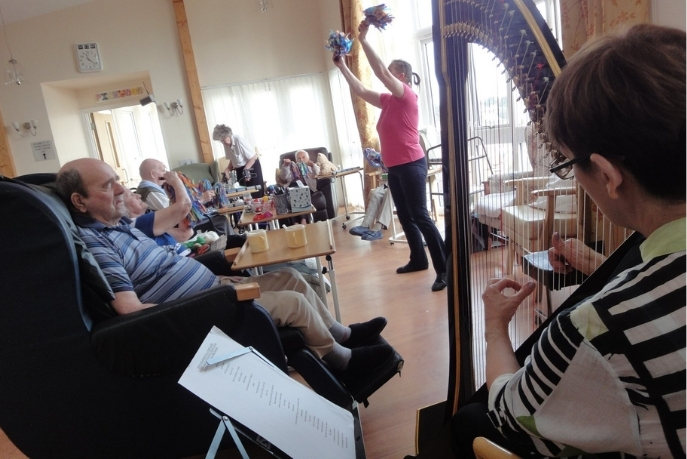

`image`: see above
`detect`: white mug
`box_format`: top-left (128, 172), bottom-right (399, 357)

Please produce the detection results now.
top-left (246, 229), bottom-right (269, 253)
top-left (285, 224), bottom-right (307, 248)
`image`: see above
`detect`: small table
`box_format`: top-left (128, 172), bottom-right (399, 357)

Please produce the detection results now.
top-left (320, 167), bottom-right (365, 229)
top-left (224, 185), bottom-right (262, 200)
top-left (238, 205), bottom-right (317, 231)
top-left (232, 220), bottom-right (342, 322)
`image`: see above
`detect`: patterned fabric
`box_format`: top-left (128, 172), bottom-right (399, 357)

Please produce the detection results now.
top-left (488, 219), bottom-right (686, 458)
top-left (561, 0), bottom-right (650, 57)
top-left (74, 215), bottom-right (219, 304)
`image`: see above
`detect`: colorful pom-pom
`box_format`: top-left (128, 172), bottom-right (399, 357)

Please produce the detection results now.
top-left (363, 4), bottom-right (394, 30)
top-left (325, 30), bottom-right (353, 59)
top-left (163, 173), bottom-right (208, 227)
top-left (363, 147), bottom-right (387, 172)
top-left (214, 182), bottom-right (230, 209)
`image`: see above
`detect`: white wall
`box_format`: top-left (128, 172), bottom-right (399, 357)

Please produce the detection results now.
top-left (0, 0), bottom-right (680, 176)
top-left (0, 0), bottom-right (342, 176)
top-left (652, 0), bottom-right (686, 31)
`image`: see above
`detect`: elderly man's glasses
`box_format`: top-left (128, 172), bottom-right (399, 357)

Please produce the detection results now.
top-left (549, 153), bottom-right (592, 179)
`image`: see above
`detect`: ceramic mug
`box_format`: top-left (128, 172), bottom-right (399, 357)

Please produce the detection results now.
top-left (246, 229), bottom-right (269, 253)
top-left (285, 224), bottom-right (307, 248)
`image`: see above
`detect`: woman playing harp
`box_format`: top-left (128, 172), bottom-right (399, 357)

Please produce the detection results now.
top-left (408, 24), bottom-right (686, 459)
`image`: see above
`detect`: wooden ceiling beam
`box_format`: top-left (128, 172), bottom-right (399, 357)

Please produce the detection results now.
top-left (0, 108), bottom-right (17, 178)
top-left (172, 0), bottom-right (213, 165)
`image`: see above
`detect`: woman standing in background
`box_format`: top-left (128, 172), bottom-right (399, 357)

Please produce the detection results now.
top-left (333, 20), bottom-right (447, 292)
top-left (212, 124), bottom-right (265, 198)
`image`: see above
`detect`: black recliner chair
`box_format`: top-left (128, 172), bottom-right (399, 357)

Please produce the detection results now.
top-left (0, 173), bottom-right (401, 457)
top-left (0, 175), bottom-right (295, 458)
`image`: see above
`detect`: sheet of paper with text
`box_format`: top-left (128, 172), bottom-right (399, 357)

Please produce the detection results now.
top-left (179, 326), bottom-right (355, 459)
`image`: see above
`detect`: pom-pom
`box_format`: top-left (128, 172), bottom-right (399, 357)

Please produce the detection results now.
top-left (214, 182), bottom-right (230, 209)
top-left (163, 173), bottom-right (208, 227)
top-left (325, 30), bottom-right (353, 60)
top-left (363, 4), bottom-right (394, 30)
top-left (363, 147), bottom-right (387, 172)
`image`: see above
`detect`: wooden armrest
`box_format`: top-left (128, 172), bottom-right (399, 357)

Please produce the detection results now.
top-left (234, 282), bottom-right (261, 301)
top-left (224, 247), bottom-right (241, 262)
top-left (531, 186), bottom-right (577, 198)
top-left (473, 437), bottom-right (522, 459)
top-left (503, 176), bottom-right (550, 188)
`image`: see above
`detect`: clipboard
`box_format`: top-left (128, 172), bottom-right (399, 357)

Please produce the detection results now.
top-left (179, 327), bottom-right (358, 459)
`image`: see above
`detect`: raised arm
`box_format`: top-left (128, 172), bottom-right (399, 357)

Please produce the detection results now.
top-left (357, 20), bottom-right (404, 98)
top-left (333, 54), bottom-right (383, 108)
top-left (151, 171), bottom-right (192, 236)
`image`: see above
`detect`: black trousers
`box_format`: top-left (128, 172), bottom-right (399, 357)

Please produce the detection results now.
top-left (235, 158), bottom-right (265, 198)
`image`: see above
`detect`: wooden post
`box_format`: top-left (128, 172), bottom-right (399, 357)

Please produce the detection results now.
top-left (0, 109), bottom-right (16, 177)
top-left (172, 0), bottom-right (213, 165)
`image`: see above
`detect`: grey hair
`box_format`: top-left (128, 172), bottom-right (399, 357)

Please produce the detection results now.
top-left (212, 124), bottom-right (233, 141)
top-left (55, 168), bottom-right (87, 212)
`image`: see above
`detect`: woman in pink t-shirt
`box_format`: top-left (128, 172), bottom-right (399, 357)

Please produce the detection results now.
top-left (334, 20), bottom-right (447, 292)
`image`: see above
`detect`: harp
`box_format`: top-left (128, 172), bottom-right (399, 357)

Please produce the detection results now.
top-left (430, 0), bottom-right (633, 422)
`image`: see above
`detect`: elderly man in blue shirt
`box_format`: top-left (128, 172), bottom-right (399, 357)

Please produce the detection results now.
top-left (56, 158), bottom-right (393, 384)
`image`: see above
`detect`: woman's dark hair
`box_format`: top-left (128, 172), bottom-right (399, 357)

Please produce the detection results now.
top-left (545, 24), bottom-right (686, 202)
top-left (390, 59), bottom-right (421, 86)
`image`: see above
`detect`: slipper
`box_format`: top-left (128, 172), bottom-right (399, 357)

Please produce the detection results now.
top-left (361, 230), bottom-right (382, 241)
top-left (349, 225), bottom-right (369, 236)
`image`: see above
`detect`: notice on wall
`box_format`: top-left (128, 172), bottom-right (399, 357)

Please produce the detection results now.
top-left (31, 140), bottom-right (56, 162)
top-left (179, 326), bottom-right (356, 459)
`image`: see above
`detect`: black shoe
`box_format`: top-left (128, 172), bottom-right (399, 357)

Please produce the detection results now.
top-left (396, 263), bottom-right (429, 274)
top-left (342, 344), bottom-right (395, 380)
top-left (341, 317), bottom-right (387, 348)
top-left (431, 273), bottom-right (447, 292)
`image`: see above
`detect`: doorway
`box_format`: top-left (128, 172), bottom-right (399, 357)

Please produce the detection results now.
top-left (89, 103), bottom-right (168, 188)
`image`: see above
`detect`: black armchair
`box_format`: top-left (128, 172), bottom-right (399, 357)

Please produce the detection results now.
top-left (0, 175), bottom-right (290, 458)
top-left (279, 147), bottom-right (338, 220)
top-left (1, 173), bottom-right (402, 457)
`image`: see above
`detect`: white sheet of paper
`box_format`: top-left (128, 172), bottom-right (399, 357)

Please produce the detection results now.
top-left (179, 326), bottom-right (356, 459)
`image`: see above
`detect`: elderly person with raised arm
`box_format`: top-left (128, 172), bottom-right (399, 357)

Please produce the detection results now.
top-left (57, 158), bottom-right (395, 385)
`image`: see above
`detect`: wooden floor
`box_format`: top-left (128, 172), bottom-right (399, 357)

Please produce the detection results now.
top-left (328, 214), bottom-right (450, 459)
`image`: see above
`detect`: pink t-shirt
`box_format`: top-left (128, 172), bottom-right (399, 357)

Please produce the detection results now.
top-left (377, 84), bottom-right (425, 168)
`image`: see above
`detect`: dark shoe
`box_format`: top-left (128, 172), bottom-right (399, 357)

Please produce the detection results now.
top-left (348, 225), bottom-right (369, 236)
top-left (342, 344), bottom-right (395, 380)
top-left (341, 317), bottom-right (387, 348)
top-left (431, 273), bottom-right (447, 292)
top-left (361, 230), bottom-right (382, 241)
top-left (396, 263), bottom-right (428, 274)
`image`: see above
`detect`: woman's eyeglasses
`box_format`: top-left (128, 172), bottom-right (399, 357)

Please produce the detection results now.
top-left (549, 153), bottom-right (592, 179)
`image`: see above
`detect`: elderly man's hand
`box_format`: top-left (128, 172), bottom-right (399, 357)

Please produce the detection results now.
top-left (483, 278), bottom-right (536, 335)
top-left (549, 232), bottom-right (607, 276)
top-left (162, 171), bottom-right (183, 187)
top-left (200, 190), bottom-right (215, 204)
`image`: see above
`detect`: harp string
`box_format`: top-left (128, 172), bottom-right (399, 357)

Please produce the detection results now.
top-left (437, 0), bottom-right (631, 408)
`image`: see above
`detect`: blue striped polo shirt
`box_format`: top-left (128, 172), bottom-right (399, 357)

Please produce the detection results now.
top-left (74, 215), bottom-right (220, 305)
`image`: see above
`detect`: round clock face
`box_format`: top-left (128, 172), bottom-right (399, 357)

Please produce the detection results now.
top-left (76, 43), bottom-right (102, 72)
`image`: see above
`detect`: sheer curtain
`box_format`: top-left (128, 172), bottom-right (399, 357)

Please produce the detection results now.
top-left (203, 73), bottom-right (342, 177)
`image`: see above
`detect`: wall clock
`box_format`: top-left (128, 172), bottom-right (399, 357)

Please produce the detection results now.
top-left (75, 43), bottom-right (102, 73)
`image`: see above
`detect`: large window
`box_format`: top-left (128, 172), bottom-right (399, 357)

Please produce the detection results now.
top-left (202, 73), bottom-right (337, 174)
